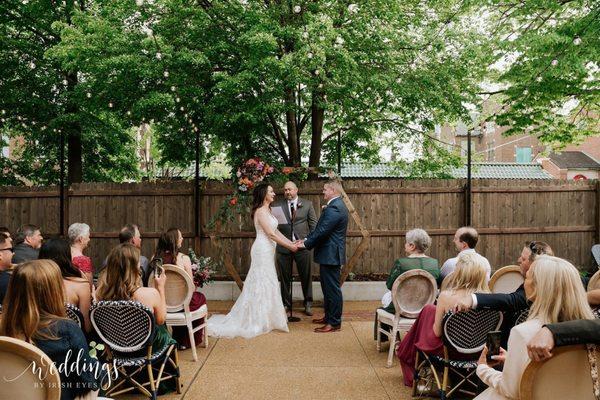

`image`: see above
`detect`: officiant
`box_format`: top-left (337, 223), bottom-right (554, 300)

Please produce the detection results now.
top-left (273, 181), bottom-right (317, 316)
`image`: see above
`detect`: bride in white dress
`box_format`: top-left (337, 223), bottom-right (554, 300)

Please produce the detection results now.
top-left (207, 183), bottom-right (298, 339)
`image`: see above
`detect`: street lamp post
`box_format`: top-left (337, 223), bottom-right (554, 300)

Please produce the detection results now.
top-left (466, 111), bottom-right (480, 226)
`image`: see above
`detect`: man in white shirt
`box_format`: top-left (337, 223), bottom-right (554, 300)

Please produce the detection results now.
top-left (274, 181), bottom-right (317, 316)
top-left (440, 226), bottom-right (491, 281)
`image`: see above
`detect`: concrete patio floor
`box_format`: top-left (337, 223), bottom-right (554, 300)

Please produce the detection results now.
top-left (120, 301), bottom-right (412, 400)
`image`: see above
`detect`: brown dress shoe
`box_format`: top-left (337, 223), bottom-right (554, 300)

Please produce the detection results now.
top-left (314, 324), bottom-right (340, 333)
top-left (312, 317), bottom-right (327, 324)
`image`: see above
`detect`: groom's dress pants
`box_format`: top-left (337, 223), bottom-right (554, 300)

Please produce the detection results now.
top-left (320, 264), bottom-right (343, 327)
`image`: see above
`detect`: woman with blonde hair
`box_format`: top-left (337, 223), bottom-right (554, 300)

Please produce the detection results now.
top-left (475, 255), bottom-right (593, 399)
top-left (0, 260), bottom-right (101, 400)
top-left (397, 252), bottom-right (490, 386)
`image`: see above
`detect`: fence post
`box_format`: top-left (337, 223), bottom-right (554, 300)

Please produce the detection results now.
top-left (596, 180), bottom-right (600, 244)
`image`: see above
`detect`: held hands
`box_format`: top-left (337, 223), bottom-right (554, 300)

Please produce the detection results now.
top-left (527, 327), bottom-right (555, 362)
top-left (294, 239), bottom-right (306, 249)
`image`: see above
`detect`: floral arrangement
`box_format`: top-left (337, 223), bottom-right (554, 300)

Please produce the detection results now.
top-left (188, 248), bottom-right (218, 288)
top-left (236, 157), bottom-right (274, 192)
top-left (207, 158), bottom-right (330, 229)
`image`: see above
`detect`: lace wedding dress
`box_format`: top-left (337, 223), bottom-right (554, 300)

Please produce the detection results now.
top-left (207, 213), bottom-right (289, 338)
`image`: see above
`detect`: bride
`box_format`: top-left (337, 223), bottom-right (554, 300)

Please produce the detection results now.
top-left (207, 183), bottom-right (298, 339)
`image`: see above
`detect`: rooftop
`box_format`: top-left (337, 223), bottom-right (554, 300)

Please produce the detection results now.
top-left (330, 162), bottom-right (553, 179)
top-left (547, 151), bottom-right (600, 170)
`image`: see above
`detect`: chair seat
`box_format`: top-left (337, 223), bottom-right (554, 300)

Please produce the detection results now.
top-left (376, 308), bottom-right (416, 329)
top-left (113, 343), bottom-right (172, 367)
top-left (429, 354), bottom-right (479, 369)
top-left (166, 304), bottom-right (208, 324)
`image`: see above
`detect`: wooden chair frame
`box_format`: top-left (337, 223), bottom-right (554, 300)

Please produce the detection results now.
top-left (0, 336), bottom-right (61, 400)
top-left (588, 270), bottom-right (600, 292)
top-left (90, 301), bottom-right (181, 399)
top-left (376, 269), bottom-right (437, 368)
top-left (519, 345), bottom-right (595, 400)
top-left (149, 264), bottom-right (208, 362)
top-left (489, 265), bottom-right (523, 294)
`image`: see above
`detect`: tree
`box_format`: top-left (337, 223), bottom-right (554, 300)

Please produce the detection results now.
top-left (0, 0), bottom-right (139, 185)
top-left (483, 0), bottom-right (599, 146)
top-left (50, 0), bottom-right (495, 173)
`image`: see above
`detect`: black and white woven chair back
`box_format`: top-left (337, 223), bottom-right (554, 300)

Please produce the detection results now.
top-left (443, 309), bottom-right (503, 354)
top-left (515, 308), bottom-right (530, 325)
top-left (65, 303), bottom-right (84, 328)
top-left (90, 300), bottom-right (155, 353)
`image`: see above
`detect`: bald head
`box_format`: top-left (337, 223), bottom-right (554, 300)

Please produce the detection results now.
top-left (453, 226), bottom-right (478, 252)
top-left (283, 181), bottom-right (298, 200)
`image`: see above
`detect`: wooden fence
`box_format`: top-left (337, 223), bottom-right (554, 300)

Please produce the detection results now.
top-left (0, 179), bottom-right (598, 276)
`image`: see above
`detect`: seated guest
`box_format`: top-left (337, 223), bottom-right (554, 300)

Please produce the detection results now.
top-left (0, 226), bottom-right (11, 241)
top-left (396, 253), bottom-right (490, 386)
top-left (527, 319), bottom-right (600, 361)
top-left (39, 238), bottom-right (93, 332)
top-left (96, 243), bottom-right (177, 392)
top-left (152, 228), bottom-right (206, 349)
top-left (100, 223), bottom-right (149, 276)
top-left (12, 224), bottom-right (43, 264)
top-left (588, 289), bottom-right (600, 306)
top-left (454, 241), bottom-right (554, 346)
top-left (0, 260), bottom-right (101, 400)
top-left (475, 256), bottom-right (594, 399)
top-left (0, 233), bottom-right (13, 304)
top-left (68, 222), bottom-right (94, 283)
top-left (381, 228), bottom-right (439, 313)
top-left (440, 226), bottom-right (491, 281)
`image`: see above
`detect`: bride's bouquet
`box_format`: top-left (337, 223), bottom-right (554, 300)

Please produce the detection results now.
top-left (188, 248), bottom-right (218, 288)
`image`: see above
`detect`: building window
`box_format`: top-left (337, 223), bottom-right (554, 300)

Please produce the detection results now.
top-left (460, 139), bottom-right (469, 156)
top-left (515, 147), bottom-right (532, 163)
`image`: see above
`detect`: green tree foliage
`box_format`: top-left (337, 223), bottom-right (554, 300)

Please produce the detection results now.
top-left (485, 0), bottom-right (599, 147)
top-left (48, 0), bottom-right (494, 174)
top-left (0, 0), bottom-right (139, 185)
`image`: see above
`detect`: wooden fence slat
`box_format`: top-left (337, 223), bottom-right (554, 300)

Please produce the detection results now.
top-left (0, 179), bottom-right (597, 274)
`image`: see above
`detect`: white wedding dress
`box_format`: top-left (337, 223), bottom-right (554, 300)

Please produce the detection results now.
top-left (207, 213), bottom-right (289, 338)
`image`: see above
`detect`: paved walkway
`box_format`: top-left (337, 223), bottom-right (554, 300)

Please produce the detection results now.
top-left (123, 301), bottom-right (412, 400)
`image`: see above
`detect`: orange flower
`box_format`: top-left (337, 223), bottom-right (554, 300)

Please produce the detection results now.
top-left (282, 167), bottom-right (294, 174)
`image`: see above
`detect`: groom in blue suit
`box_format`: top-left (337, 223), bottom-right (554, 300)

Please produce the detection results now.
top-left (298, 179), bottom-right (349, 333)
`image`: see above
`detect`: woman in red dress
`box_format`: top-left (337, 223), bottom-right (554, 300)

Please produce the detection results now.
top-left (153, 228), bottom-right (207, 349)
top-left (396, 252), bottom-right (490, 386)
top-left (68, 222), bottom-right (94, 284)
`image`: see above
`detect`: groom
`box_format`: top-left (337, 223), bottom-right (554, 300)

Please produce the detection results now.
top-left (297, 179), bottom-right (349, 333)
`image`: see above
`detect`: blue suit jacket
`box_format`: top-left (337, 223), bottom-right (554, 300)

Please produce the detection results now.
top-left (304, 197), bottom-right (349, 266)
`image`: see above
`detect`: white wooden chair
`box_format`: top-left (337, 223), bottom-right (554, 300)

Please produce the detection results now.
top-left (149, 264), bottom-right (208, 362)
top-left (588, 270), bottom-right (600, 291)
top-left (489, 265), bottom-right (524, 294)
top-left (376, 269), bottom-right (437, 368)
top-left (0, 336), bottom-right (61, 399)
top-left (520, 345), bottom-right (596, 400)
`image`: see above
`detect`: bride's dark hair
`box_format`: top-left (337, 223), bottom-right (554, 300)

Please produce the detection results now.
top-left (251, 183), bottom-right (271, 219)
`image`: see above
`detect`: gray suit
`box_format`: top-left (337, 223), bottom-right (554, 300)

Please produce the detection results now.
top-left (274, 197), bottom-right (317, 309)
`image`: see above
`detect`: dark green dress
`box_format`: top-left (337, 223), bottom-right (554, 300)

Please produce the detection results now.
top-left (383, 256), bottom-right (440, 314)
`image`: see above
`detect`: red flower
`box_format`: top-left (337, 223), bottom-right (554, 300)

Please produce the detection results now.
top-left (229, 197), bottom-right (238, 206)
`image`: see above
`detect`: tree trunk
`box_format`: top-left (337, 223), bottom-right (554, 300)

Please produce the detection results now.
top-left (309, 91), bottom-right (325, 172)
top-left (285, 88), bottom-right (301, 166)
top-left (65, 71), bottom-right (83, 183)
